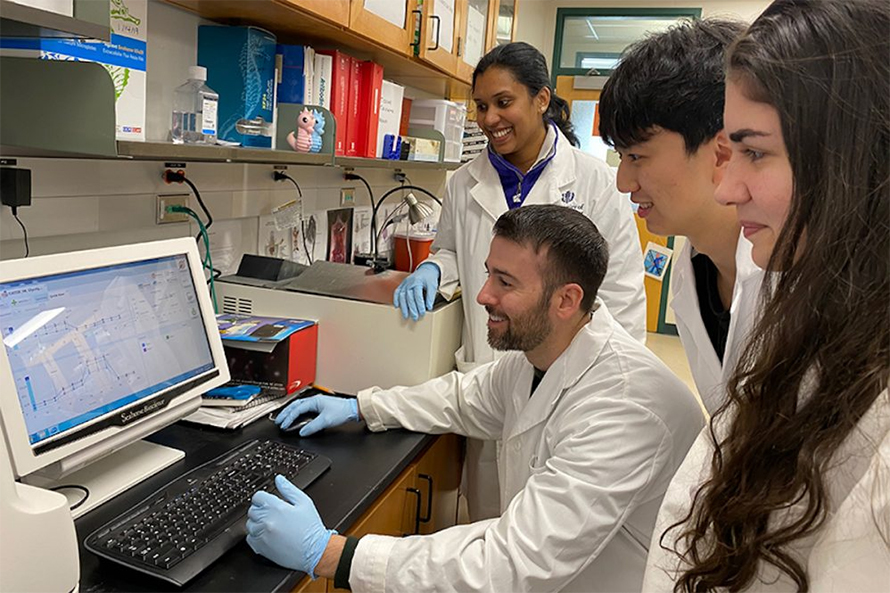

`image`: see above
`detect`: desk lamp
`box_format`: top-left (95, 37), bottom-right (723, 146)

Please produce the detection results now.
top-left (369, 185), bottom-right (442, 272)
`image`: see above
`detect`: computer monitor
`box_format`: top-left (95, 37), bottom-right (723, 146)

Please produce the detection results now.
top-left (0, 238), bottom-right (230, 517)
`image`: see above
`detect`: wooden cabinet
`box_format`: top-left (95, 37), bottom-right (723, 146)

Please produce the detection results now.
top-left (454, 0), bottom-right (492, 82)
top-left (413, 433), bottom-right (462, 534)
top-left (417, 0), bottom-right (461, 74)
top-left (324, 468), bottom-right (418, 592)
top-left (166, 0), bottom-right (469, 97)
top-left (281, 0), bottom-right (350, 25)
top-left (487, 0), bottom-right (518, 50)
top-left (292, 434), bottom-right (462, 593)
top-left (347, 0), bottom-right (415, 56)
top-left (293, 574), bottom-right (328, 593)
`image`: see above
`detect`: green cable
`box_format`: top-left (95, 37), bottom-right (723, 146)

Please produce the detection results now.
top-left (168, 205), bottom-right (217, 313)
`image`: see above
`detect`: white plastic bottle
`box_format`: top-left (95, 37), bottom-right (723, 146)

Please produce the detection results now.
top-left (171, 66), bottom-right (219, 144)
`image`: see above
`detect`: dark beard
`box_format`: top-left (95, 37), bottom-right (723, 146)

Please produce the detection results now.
top-left (486, 294), bottom-right (551, 352)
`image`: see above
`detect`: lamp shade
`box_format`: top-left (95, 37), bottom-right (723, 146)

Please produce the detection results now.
top-left (404, 192), bottom-right (435, 224)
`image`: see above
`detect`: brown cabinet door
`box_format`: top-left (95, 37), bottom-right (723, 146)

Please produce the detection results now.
top-left (292, 573), bottom-right (328, 593)
top-left (417, 0), bottom-right (461, 74)
top-left (292, 435), bottom-right (463, 593)
top-left (327, 466), bottom-right (419, 592)
top-left (487, 0), bottom-right (518, 51)
top-left (454, 0), bottom-right (492, 83)
top-left (413, 433), bottom-right (463, 534)
top-left (280, 0), bottom-right (350, 24)
top-left (346, 464), bottom-right (419, 539)
top-left (347, 0), bottom-right (415, 56)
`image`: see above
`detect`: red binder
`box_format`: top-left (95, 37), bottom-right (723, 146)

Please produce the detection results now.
top-left (355, 60), bottom-right (384, 158)
top-left (345, 56), bottom-right (362, 157)
top-left (317, 50), bottom-right (351, 155)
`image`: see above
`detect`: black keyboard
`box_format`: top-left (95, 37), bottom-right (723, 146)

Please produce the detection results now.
top-left (84, 439), bottom-right (331, 586)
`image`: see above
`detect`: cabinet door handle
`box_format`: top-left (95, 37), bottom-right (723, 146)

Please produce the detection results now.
top-left (428, 15), bottom-right (441, 51)
top-left (410, 9), bottom-right (422, 50)
top-left (406, 487), bottom-right (422, 535)
top-left (456, 36), bottom-right (462, 57)
top-left (418, 473), bottom-right (433, 523)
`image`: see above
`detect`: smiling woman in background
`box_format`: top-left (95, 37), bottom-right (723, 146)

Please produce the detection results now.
top-left (644, 0), bottom-right (890, 591)
top-left (392, 41), bottom-right (646, 521)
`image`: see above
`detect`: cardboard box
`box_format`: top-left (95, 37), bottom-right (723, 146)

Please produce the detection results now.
top-left (198, 26), bottom-right (277, 148)
top-left (217, 314), bottom-right (317, 394)
top-left (0, 0), bottom-right (147, 141)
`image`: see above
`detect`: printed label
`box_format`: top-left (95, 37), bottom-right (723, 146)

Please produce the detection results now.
top-left (202, 98), bottom-right (218, 135)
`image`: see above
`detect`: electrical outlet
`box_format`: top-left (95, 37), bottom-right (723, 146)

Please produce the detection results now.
top-left (157, 194), bottom-right (190, 224)
top-left (340, 186), bottom-right (356, 206)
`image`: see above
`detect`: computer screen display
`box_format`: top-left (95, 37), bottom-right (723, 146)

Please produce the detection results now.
top-left (0, 254), bottom-right (214, 447)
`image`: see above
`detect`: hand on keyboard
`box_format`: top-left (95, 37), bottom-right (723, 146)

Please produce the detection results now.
top-left (276, 395), bottom-right (359, 437)
top-left (84, 440), bottom-right (332, 587)
top-left (246, 475), bottom-right (335, 578)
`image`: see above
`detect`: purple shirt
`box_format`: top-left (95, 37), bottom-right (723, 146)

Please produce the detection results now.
top-left (487, 122), bottom-right (559, 210)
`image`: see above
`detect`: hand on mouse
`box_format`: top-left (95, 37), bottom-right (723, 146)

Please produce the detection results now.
top-left (275, 395), bottom-right (359, 437)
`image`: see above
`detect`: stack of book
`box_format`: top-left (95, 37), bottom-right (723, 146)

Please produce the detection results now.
top-left (277, 44), bottom-right (332, 109)
top-left (186, 382), bottom-right (298, 430)
top-left (278, 44), bottom-right (412, 159)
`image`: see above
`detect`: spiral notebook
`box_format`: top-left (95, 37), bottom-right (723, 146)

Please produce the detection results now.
top-left (188, 384), bottom-right (306, 429)
top-left (201, 383), bottom-right (288, 408)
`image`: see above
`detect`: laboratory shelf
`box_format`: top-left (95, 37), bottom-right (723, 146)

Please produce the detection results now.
top-left (2, 140), bottom-right (463, 170)
top-left (335, 156), bottom-right (463, 171)
top-left (116, 141), bottom-right (334, 166)
top-left (0, 0), bottom-right (109, 40)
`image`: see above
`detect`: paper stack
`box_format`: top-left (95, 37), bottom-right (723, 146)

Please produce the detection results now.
top-left (185, 383), bottom-right (300, 430)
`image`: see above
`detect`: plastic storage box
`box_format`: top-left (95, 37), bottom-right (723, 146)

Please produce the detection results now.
top-left (408, 99), bottom-right (467, 163)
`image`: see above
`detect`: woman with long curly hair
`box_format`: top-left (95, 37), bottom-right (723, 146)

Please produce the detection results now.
top-left (643, 0), bottom-right (889, 590)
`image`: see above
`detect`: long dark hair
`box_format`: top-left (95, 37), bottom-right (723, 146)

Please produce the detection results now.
top-left (669, 1), bottom-right (890, 590)
top-left (473, 42), bottom-right (579, 147)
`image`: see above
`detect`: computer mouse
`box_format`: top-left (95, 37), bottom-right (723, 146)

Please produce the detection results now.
top-left (279, 412), bottom-right (320, 434)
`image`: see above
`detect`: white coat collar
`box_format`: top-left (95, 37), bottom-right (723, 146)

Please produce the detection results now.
top-left (505, 299), bottom-right (614, 440)
top-left (467, 127), bottom-right (578, 222)
top-left (671, 240), bottom-right (719, 372)
top-left (672, 230), bottom-right (762, 330)
top-left (734, 232), bottom-right (762, 287)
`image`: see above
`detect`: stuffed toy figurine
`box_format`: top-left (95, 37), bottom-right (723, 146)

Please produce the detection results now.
top-left (287, 109), bottom-right (315, 152)
top-left (309, 109), bottom-right (325, 153)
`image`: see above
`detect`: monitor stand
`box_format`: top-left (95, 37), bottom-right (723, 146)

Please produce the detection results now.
top-left (23, 440), bottom-right (184, 519)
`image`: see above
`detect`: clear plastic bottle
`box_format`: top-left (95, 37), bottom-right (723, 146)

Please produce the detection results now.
top-left (171, 66), bottom-right (219, 144)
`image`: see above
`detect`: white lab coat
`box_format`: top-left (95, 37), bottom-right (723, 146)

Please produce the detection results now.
top-left (427, 126), bottom-right (647, 521)
top-left (350, 303), bottom-right (702, 592)
top-left (426, 127), bottom-right (647, 372)
top-left (670, 233), bottom-right (764, 414)
top-left (644, 390), bottom-right (890, 591)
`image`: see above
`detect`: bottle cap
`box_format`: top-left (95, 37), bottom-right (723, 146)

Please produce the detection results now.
top-left (188, 66), bottom-right (207, 81)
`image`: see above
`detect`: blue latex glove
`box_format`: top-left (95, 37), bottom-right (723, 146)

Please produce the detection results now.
top-left (393, 262), bottom-right (440, 321)
top-left (246, 475), bottom-right (335, 578)
top-left (275, 395), bottom-right (359, 437)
